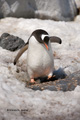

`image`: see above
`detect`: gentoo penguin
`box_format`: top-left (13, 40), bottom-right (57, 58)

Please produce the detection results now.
top-left (14, 29), bottom-right (62, 83)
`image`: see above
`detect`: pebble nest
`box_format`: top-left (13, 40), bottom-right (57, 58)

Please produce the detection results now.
top-left (26, 71), bottom-right (80, 91)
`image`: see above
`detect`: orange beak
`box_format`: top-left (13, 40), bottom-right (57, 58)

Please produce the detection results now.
top-left (44, 42), bottom-right (49, 50)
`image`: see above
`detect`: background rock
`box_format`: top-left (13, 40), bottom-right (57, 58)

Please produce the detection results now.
top-left (0, 0), bottom-right (77, 21)
top-left (75, 0), bottom-right (80, 14)
top-left (75, 0), bottom-right (80, 9)
top-left (0, 33), bottom-right (25, 51)
top-left (35, 0), bottom-right (77, 21)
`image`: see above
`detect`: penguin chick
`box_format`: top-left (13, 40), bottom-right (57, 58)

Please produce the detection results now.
top-left (14, 29), bottom-right (62, 83)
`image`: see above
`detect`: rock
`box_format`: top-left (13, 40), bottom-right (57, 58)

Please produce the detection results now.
top-left (0, 33), bottom-right (25, 51)
top-left (75, 0), bottom-right (80, 14)
top-left (75, 0), bottom-right (80, 9)
top-left (35, 0), bottom-right (77, 21)
top-left (0, 0), bottom-right (36, 18)
top-left (0, 1), bottom-right (3, 18)
top-left (0, 0), bottom-right (77, 21)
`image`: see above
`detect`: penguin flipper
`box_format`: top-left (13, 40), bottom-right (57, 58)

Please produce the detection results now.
top-left (50, 36), bottom-right (62, 44)
top-left (14, 43), bottom-right (28, 65)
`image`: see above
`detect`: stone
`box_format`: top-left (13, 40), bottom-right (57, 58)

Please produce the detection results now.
top-left (0, 0), bottom-right (36, 18)
top-left (75, 0), bottom-right (80, 14)
top-left (35, 0), bottom-right (77, 21)
top-left (0, 33), bottom-right (25, 51)
top-left (0, 0), bottom-right (77, 21)
top-left (75, 0), bottom-right (80, 9)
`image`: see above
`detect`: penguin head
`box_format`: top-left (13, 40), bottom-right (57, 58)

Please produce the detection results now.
top-left (31, 29), bottom-right (50, 50)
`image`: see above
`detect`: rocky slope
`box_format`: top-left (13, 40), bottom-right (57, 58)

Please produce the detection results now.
top-left (0, 0), bottom-right (77, 21)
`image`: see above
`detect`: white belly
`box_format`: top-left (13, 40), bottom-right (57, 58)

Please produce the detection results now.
top-left (27, 36), bottom-right (54, 79)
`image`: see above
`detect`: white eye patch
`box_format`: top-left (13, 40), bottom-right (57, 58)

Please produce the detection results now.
top-left (41, 34), bottom-right (49, 41)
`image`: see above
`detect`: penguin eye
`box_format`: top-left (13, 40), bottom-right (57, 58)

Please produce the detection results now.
top-left (41, 34), bottom-right (49, 41)
top-left (44, 36), bottom-right (49, 42)
top-left (43, 36), bottom-right (49, 45)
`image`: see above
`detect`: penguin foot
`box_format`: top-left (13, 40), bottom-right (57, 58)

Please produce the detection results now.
top-left (48, 75), bottom-right (56, 79)
top-left (47, 75), bottom-right (52, 80)
top-left (30, 79), bottom-right (35, 84)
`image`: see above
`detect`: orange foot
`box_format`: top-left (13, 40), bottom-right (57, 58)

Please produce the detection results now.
top-left (47, 75), bottom-right (52, 80)
top-left (30, 79), bottom-right (35, 84)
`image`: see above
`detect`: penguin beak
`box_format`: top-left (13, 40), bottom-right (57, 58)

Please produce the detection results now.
top-left (44, 42), bottom-right (49, 50)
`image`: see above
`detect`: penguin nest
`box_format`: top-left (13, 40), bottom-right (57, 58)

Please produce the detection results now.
top-left (26, 71), bottom-right (80, 91)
